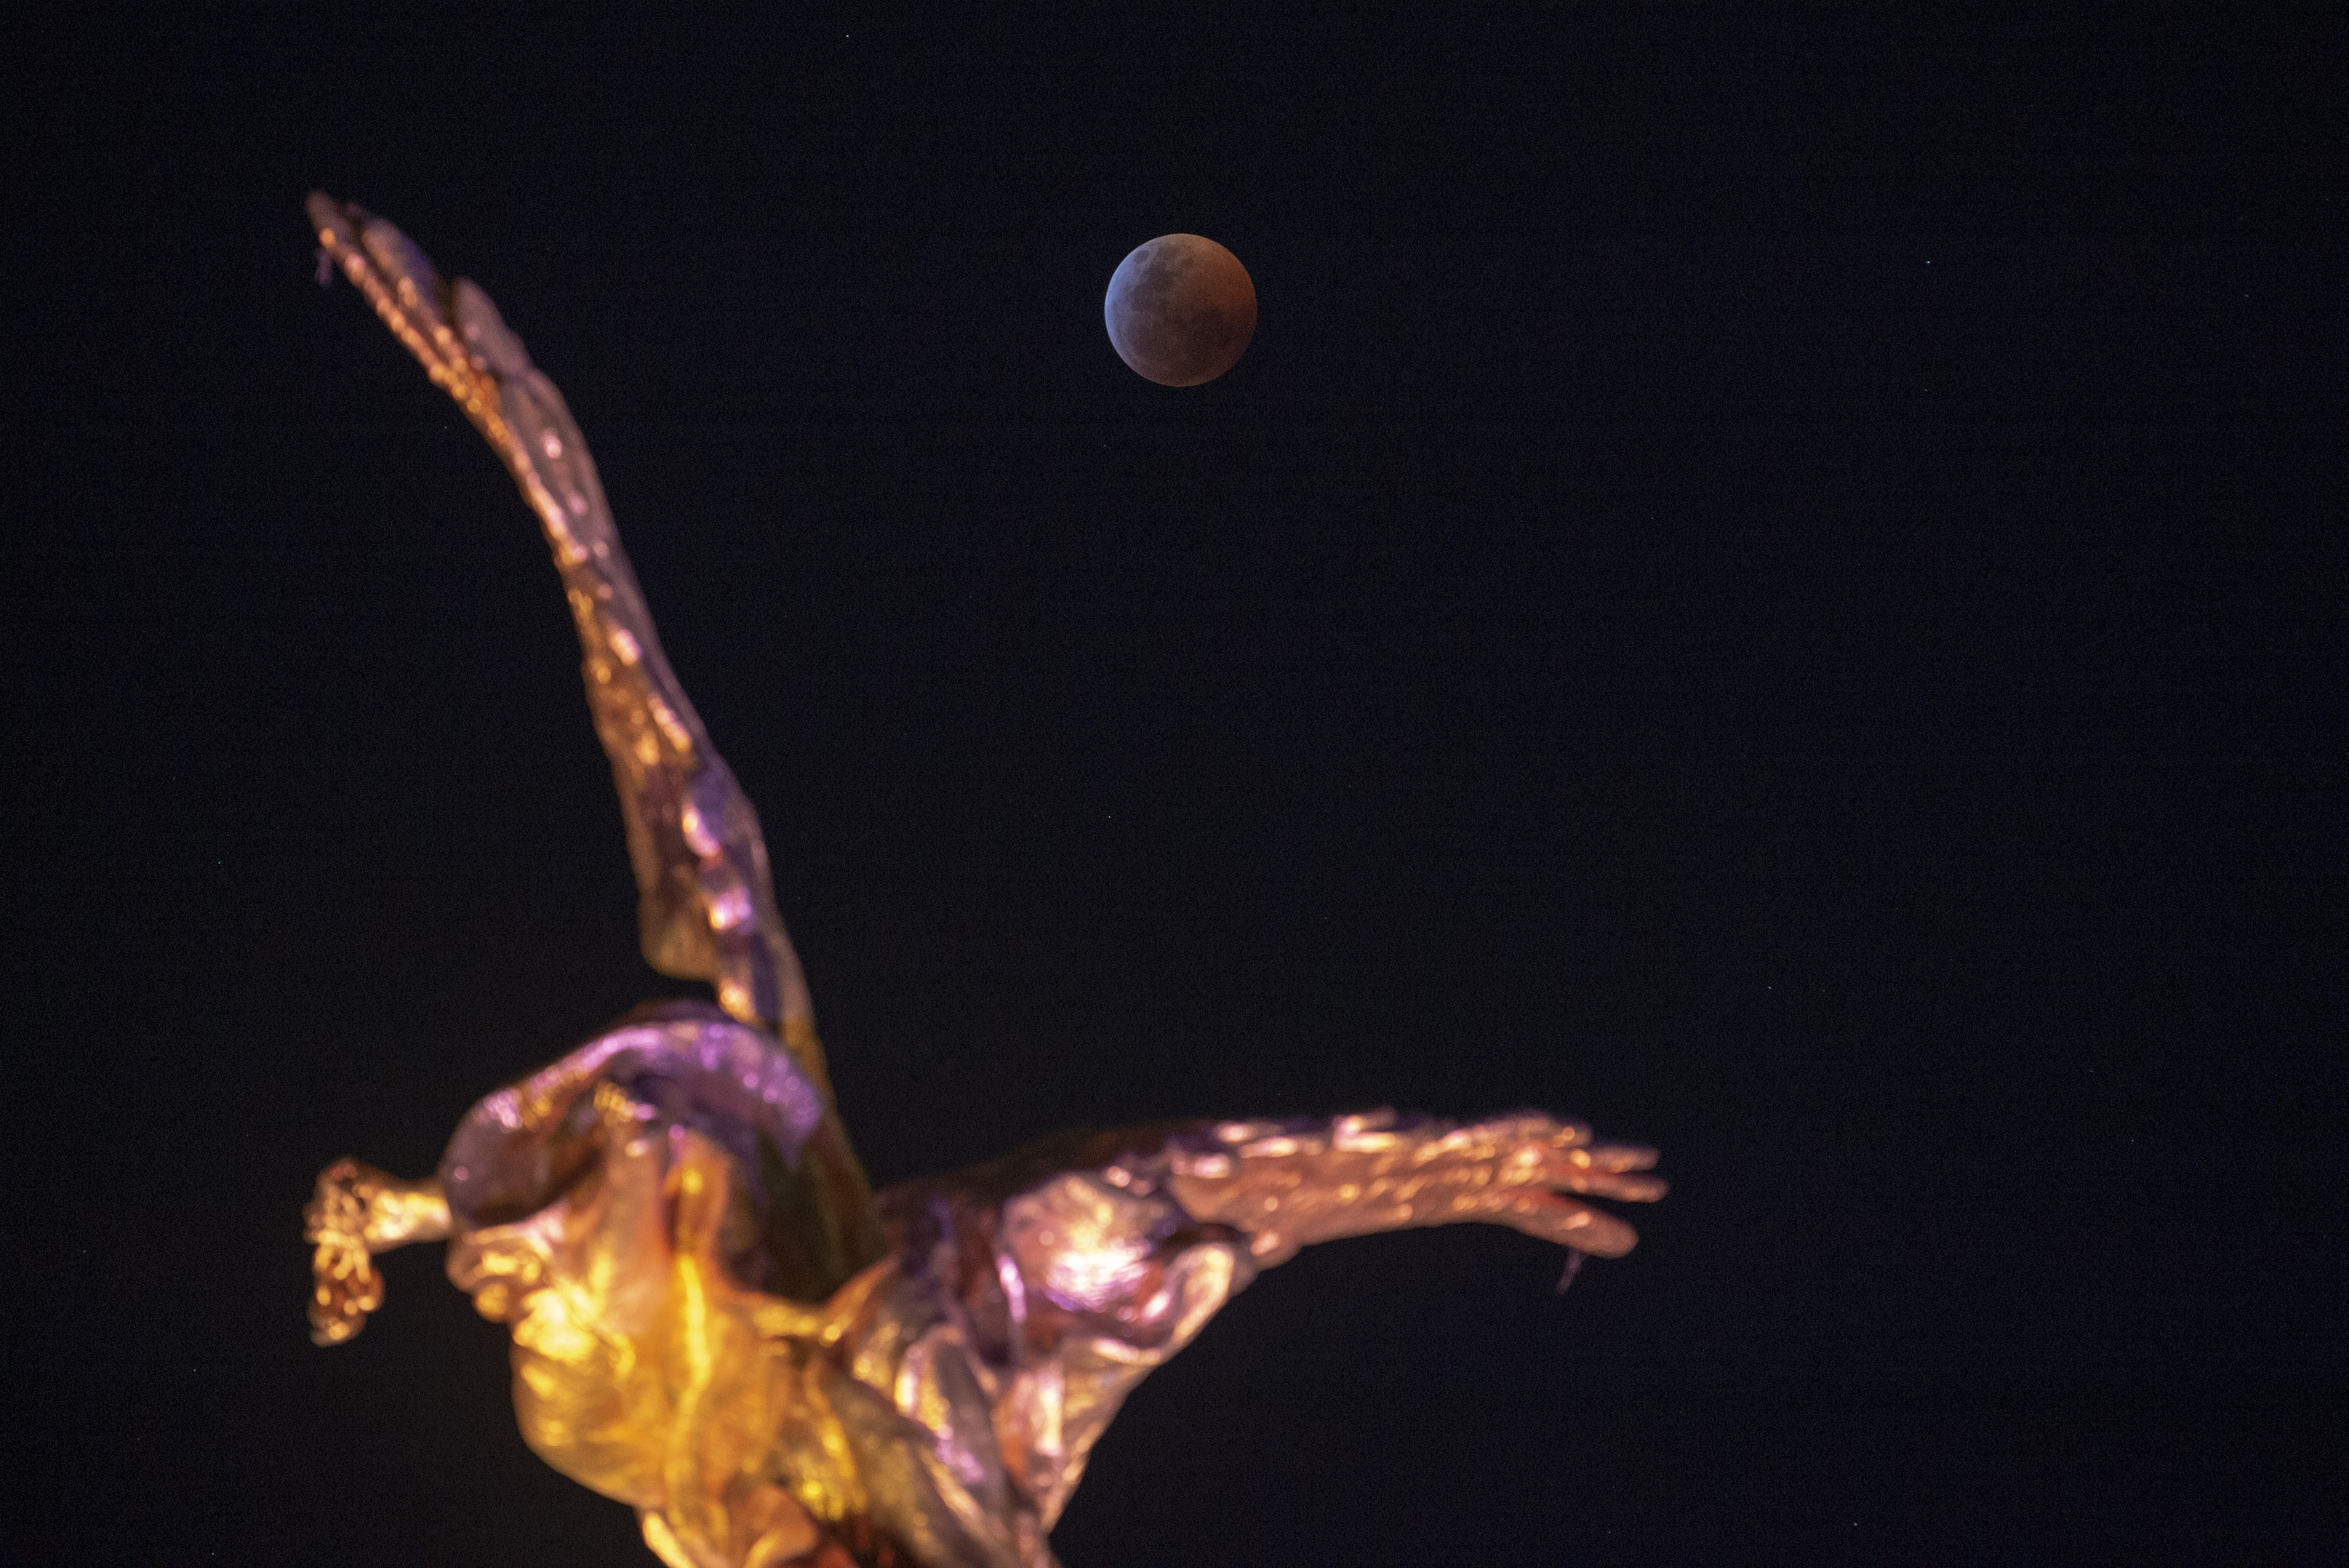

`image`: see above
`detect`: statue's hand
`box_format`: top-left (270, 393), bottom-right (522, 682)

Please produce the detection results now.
top-left (306, 1160), bottom-right (385, 1345)
top-left (1165, 1110), bottom-right (1665, 1266)
top-left (304, 1159), bottom-right (452, 1345)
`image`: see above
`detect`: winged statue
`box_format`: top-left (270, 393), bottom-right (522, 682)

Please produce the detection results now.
top-left (299, 194), bottom-right (1667, 1568)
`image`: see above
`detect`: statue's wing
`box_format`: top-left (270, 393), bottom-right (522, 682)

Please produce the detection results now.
top-left (307, 194), bottom-right (833, 1095)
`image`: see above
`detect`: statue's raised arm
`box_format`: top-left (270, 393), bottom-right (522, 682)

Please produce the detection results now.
top-left (308, 193), bottom-right (827, 1067)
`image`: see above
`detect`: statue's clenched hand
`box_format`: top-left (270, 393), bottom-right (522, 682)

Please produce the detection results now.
top-left (304, 1160), bottom-right (452, 1345)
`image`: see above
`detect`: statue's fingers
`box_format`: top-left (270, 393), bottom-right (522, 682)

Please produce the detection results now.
top-left (1537, 1144), bottom-right (1665, 1202)
top-left (308, 1242), bottom-right (382, 1345)
top-left (1559, 1166), bottom-right (1668, 1203)
top-left (1507, 1192), bottom-right (1641, 1257)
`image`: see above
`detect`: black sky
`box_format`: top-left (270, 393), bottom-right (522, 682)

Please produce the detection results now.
top-left (4, 6), bottom-right (2343, 1565)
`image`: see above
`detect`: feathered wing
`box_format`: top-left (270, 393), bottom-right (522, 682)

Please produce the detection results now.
top-left (309, 194), bottom-right (881, 1291)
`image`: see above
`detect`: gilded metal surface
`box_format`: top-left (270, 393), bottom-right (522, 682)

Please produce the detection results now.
top-left (303, 195), bottom-right (1665, 1568)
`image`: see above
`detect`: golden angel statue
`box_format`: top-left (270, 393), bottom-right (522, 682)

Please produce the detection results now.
top-left (300, 194), bottom-right (1667, 1568)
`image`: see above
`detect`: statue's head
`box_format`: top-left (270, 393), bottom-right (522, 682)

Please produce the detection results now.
top-left (439, 999), bottom-right (841, 1297)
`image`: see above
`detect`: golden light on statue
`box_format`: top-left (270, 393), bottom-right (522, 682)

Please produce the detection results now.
top-left (303, 193), bottom-right (1663, 1568)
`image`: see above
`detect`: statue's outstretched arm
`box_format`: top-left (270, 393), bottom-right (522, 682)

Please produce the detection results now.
top-left (1158, 1107), bottom-right (1665, 1265)
top-left (304, 1160), bottom-right (452, 1346)
top-left (874, 1110), bottom-right (1663, 1532)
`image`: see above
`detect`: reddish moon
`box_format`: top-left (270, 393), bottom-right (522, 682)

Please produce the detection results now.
top-left (1103, 234), bottom-right (1257, 386)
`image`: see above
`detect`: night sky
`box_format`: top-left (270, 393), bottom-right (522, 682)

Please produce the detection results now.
top-left (6, 7), bottom-right (2342, 1565)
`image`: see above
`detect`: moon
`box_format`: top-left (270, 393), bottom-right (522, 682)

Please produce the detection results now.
top-left (1103, 234), bottom-right (1258, 387)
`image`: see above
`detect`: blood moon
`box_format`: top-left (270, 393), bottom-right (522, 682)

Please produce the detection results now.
top-left (1103, 234), bottom-right (1257, 386)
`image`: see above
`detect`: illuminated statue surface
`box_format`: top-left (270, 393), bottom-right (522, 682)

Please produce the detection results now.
top-left (300, 194), bottom-right (1667, 1568)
